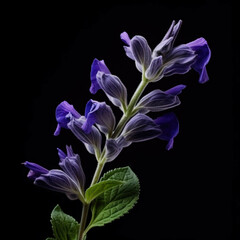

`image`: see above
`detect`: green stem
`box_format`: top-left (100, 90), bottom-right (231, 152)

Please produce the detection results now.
top-left (112, 75), bottom-right (148, 138)
top-left (78, 203), bottom-right (89, 240)
top-left (78, 161), bottom-right (106, 240)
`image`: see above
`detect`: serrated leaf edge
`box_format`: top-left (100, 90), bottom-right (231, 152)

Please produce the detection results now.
top-left (86, 166), bottom-right (140, 232)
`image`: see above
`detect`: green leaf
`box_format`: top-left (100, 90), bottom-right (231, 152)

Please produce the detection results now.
top-left (86, 166), bottom-right (140, 231)
top-left (85, 179), bottom-right (124, 203)
top-left (50, 204), bottom-right (79, 240)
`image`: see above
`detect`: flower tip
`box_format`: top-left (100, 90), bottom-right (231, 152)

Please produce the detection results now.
top-left (166, 138), bottom-right (174, 150)
top-left (120, 31), bottom-right (131, 45)
top-left (54, 124), bottom-right (61, 136)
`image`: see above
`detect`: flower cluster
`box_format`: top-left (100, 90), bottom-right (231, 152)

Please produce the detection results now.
top-left (24, 20), bottom-right (211, 200)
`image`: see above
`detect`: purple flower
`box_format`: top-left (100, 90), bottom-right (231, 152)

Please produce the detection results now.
top-left (161, 44), bottom-right (196, 77)
top-left (90, 58), bottom-right (111, 94)
top-left (121, 20), bottom-right (211, 83)
top-left (82, 99), bottom-right (116, 134)
top-left (120, 32), bottom-right (152, 72)
top-left (67, 116), bottom-right (102, 155)
top-left (23, 146), bottom-right (85, 201)
top-left (96, 71), bottom-right (127, 109)
top-left (154, 112), bottom-right (179, 150)
top-left (24, 162), bottom-right (49, 180)
top-left (121, 114), bottom-right (162, 143)
top-left (186, 37), bottom-right (211, 83)
top-left (152, 20), bottom-right (182, 57)
top-left (136, 84), bottom-right (186, 114)
top-left (90, 59), bottom-right (127, 110)
top-left (54, 101), bottom-right (81, 136)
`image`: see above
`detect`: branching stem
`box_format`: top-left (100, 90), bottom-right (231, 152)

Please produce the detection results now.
top-left (78, 72), bottom-right (149, 240)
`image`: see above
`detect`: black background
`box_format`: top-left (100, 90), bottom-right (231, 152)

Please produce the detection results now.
top-left (9, 0), bottom-right (239, 239)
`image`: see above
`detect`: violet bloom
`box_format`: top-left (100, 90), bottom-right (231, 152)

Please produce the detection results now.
top-left (136, 84), bottom-right (186, 113)
top-left (95, 71), bottom-right (127, 109)
top-left (121, 114), bottom-right (162, 144)
top-left (121, 20), bottom-right (211, 83)
top-left (67, 115), bottom-right (102, 155)
top-left (154, 112), bottom-right (179, 150)
top-left (23, 146), bottom-right (85, 202)
top-left (120, 32), bottom-right (152, 72)
top-left (54, 101), bottom-right (81, 136)
top-left (90, 58), bottom-right (111, 94)
top-left (186, 38), bottom-right (211, 83)
top-left (90, 58), bottom-right (127, 110)
top-left (82, 99), bottom-right (116, 135)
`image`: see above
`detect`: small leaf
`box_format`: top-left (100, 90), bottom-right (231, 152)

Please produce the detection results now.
top-left (86, 166), bottom-right (140, 232)
top-left (85, 180), bottom-right (124, 203)
top-left (50, 204), bottom-right (79, 240)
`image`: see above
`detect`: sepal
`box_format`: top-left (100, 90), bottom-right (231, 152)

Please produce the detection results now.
top-left (96, 71), bottom-right (127, 110)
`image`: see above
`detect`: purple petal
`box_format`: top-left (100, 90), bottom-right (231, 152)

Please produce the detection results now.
top-left (57, 145), bottom-right (74, 161)
top-left (23, 161), bottom-right (49, 180)
top-left (67, 116), bottom-right (102, 155)
top-left (54, 101), bottom-right (81, 136)
top-left (58, 147), bottom-right (85, 190)
top-left (122, 114), bottom-right (162, 143)
top-left (96, 71), bottom-right (127, 108)
top-left (131, 36), bottom-right (152, 71)
top-left (123, 46), bottom-right (135, 60)
top-left (57, 148), bottom-right (67, 160)
top-left (35, 169), bottom-right (81, 200)
top-left (90, 58), bottom-right (111, 94)
top-left (137, 89), bottom-right (181, 114)
top-left (66, 145), bottom-right (74, 157)
top-left (187, 38), bottom-right (211, 83)
top-left (120, 31), bottom-right (131, 45)
top-left (154, 112), bottom-right (179, 150)
top-left (165, 84), bottom-right (186, 95)
top-left (153, 20), bottom-right (182, 57)
top-left (82, 99), bottom-right (115, 134)
top-left (145, 56), bottom-right (163, 81)
top-left (163, 44), bottom-right (196, 77)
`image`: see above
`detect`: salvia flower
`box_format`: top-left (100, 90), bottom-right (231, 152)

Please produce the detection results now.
top-left (54, 101), bottom-right (81, 136)
top-left (67, 115), bottom-right (102, 156)
top-left (82, 99), bottom-right (116, 135)
top-left (90, 58), bottom-right (111, 94)
top-left (23, 146), bottom-right (85, 201)
top-left (154, 112), bottom-right (179, 150)
top-left (120, 32), bottom-right (152, 72)
top-left (96, 71), bottom-right (127, 109)
top-left (186, 37), bottom-right (211, 83)
top-left (90, 59), bottom-right (127, 110)
top-left (152, 20), bottom-right (182, 57)
top-left (121, 20), bottom-right (211, 83)
top-left (121, 113), bottom-right (162, 144)
top-left (136, 84), bottom-right (186, 114)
